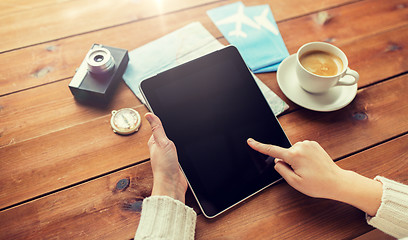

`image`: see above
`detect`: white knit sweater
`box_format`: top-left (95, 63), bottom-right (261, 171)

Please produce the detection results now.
top-left (135, 176), bottom-right (408, 239)
top-left (367, 176), bottom-right (408, 238)
top-left (134, 196), bottom-right (197, 240)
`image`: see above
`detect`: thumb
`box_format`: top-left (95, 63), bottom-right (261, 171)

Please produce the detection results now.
top-left (145, 113), bottom-right (170, 146)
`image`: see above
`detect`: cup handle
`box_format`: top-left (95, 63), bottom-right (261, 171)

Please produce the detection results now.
top-left (336, 68), bottom-right (359, 86)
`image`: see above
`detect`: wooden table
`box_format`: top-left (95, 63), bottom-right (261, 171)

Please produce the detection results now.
top-left (1, 0), bottom-right (407, 239)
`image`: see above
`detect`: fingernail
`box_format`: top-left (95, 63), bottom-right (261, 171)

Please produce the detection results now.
top-left (247, 138), bottom-right (254, 143)
top-left (145, 113), bottom-right (153, 123)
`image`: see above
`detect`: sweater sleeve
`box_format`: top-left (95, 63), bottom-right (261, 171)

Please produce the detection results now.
top-left (366, 176), bottom-right (408, 239)
top-left (134, 195), bottom-right (197, 240)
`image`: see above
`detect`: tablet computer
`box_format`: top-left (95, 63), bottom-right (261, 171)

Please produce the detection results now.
top-left (140, 46), bottom-right (291, 218)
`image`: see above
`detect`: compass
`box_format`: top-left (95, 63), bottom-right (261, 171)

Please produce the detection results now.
top-left (110, 108), bottom-right (141, 135)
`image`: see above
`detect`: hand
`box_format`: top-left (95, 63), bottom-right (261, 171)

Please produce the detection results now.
top-left (247, 139), bottom-right (344, 199)
top-left (247, 139), bottom-right (382, 216)
top-left (145, 113), bottom-right (188, 203)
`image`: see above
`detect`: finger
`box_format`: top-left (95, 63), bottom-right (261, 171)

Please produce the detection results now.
top-left (274, 161), bottom-right (300, 187)
top-left (247, 138), bottom-right (289, 161)
top-left (145, 113), bottom-right (169, 146)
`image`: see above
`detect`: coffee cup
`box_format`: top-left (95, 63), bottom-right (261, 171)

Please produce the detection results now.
top-left (296, 42), bottom-right (359, 94)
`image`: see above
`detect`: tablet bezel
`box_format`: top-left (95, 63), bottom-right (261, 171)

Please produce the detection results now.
top-left (139, 46), bottom-right (291, 218)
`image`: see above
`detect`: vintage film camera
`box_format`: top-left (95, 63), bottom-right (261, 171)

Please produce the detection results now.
top-left (69, 44), bottom-right (129, 106)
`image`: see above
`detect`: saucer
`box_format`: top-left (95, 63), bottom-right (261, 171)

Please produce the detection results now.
top-left (277, 54), bottom-right (357, 112)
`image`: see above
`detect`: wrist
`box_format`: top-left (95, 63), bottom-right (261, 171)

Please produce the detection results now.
top-left (151, 179), bottom-right (186, 203)
top-left (323, 169), bottom-right (352, 201)
top-left (331, 170), bottom-right (382, 216)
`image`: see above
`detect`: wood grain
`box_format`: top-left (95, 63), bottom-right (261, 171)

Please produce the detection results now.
top-left (280, 75), bottom-right (408, 160)
top-left (0, 103), bottom-right (150, 210)
top-left (354, 229), bottom-right (397, 240)
top-left (2, 24), bottom-right (407, 151)
top-left (195, 134), bottom-right (408, 239)
top-left (0, 161), bottom-right (153, 240)
top-left (279, 0), bottom-right (408, 53)
top-left (0, 0), bottom-right (217, 52)
top-left (0, 80), bottom-right (141, 147)
top-left (2, 3), bottom-right (407, 148)
top-left (1, 0), bottom-right (356, 52)
top-left (0, 0), bottom-right (361, 96)
top-left (1, 71), bottom-right (407, 212)
top-left (261, 25), bottom-right (408, 110)
top-left (1, 0), bottom-right (407, 239)
top-left (0, 129), bottom-right (405, 239)
top-left (0, 0), bottom-right (68, 16)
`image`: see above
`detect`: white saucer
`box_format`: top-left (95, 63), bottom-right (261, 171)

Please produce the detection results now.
top-left (277, 54), bottom-right (357, 112)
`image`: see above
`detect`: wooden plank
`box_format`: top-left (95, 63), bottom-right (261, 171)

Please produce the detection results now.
top-left (280, 75), bottom-right (408, 161)
top-left (195, 133), bottom-right (408, 239)
top-left (0, 103), bottom-right (150, 210)
top-left (0, 0), bottom-right (361, 95)
top-left (0, 0), bottom-right (217, 52)
top-left (0, 80), bottom-right (140, 147)
top-left (0, 0), bottom-right (356, 52)
top-left (0, 0), bottom-right (76, 17)
top-left (259, 25), bottom-right (408, 110)
top-left (2, 24), bottom-right (407, 148)
top-left (1, 69), bottom-right (407, 212)
top-left (0, 161), bottom-right (154, 240)
top-left (1, 1), bottom-right (406, 239)
top-left (354, 229), bottom-right (396, 240)
top-left (3, 0), bottom-right (374, 145)
top-left (279, 0), bottom-right (408, 54)
top-left (0, 129), bottom-right (406, 239)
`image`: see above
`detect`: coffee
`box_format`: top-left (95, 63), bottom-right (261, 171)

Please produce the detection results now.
top-left (299, 51), bottom-right (343, 76)
top-left (295, 42), bottom-right (359, 93)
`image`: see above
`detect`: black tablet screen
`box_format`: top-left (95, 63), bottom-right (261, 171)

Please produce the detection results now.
top-left (140, 46), bottom-right (291, 217)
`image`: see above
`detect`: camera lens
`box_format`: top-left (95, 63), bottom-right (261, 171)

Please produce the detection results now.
top-left (86, 47), bottom-right (115, 74)
top-left (94, 55), bottom-right (104, 62)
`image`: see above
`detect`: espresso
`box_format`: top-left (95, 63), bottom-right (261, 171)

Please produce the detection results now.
top-left (299, 51), bottom-right (343, 76)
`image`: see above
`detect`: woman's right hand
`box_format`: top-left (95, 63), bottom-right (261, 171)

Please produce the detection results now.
top-left (247, 139), bottom-right (345, 200)
top-left (247, 139), bottom-right (382, 216)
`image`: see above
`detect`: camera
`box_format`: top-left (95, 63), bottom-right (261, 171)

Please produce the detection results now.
top-left (69, 44), bottom-right (129, 106)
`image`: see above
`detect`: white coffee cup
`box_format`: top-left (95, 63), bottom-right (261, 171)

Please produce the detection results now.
top-left (296, 42), bottom-right (359, 94)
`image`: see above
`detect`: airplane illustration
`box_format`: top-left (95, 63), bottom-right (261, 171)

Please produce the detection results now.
top-left (254, 9), bottom-right (279, 35)
top-left (215, 5), bottom-right (279, 38)
top-left (215, 4), bottom-right (260, 38)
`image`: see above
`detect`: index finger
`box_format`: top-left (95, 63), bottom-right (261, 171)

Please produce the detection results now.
top-left (247, 138), bottom-right (291, 163)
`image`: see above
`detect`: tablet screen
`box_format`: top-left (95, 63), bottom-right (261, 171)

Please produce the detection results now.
top-left (140, 46), bottom-right (291, 217)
